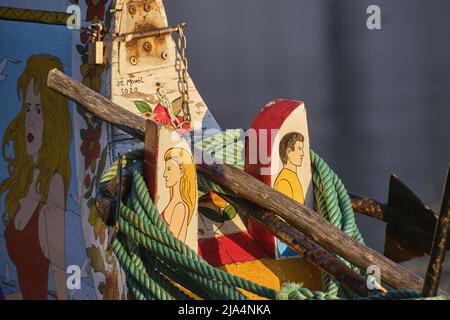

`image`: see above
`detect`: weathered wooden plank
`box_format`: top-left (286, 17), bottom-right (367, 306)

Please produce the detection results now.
top-left (245, 99), bottom-right (314, 259)
top-left (196, 157), bottom-right (449, 297)
top-left (349, 193), bottom-right (386, 221)
top-left (224, 196), bottom-right (370, 297)
top-left (144, 119), bottom-right (199, 251)
top-left (47, 69), bottom-right (146, 141)
top-left (47, 69), bottom-right (450, 297)
top-left (423, 163), bottom-right (450, 296)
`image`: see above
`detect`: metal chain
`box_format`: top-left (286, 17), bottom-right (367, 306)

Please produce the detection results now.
top-left (176, 23), bottom-right (191, 126)
top-left (155, 23), bottom-right (191, 129)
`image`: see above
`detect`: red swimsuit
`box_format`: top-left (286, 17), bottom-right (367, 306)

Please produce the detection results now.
top-left (4, 203), bottom-right (49, 300)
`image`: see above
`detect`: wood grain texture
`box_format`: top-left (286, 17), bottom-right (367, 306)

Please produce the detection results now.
top-left (197, 157), bottom-right (450, 297)
top-left (47, 69), bottom-right (146, 141)
top-left (47, 69), bottom-right (450, 297)
top-left (144, 120), bottom-right (159, 199)
top-left (423, 164), bottom-right (450, 296)
top-left (225, 196), bottom-right (370, 297)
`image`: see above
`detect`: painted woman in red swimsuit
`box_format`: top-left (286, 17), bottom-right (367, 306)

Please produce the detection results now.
top-left (162, 148), bottom-right (196, 242)
top-left (0, 55), bottom-right (72, 300)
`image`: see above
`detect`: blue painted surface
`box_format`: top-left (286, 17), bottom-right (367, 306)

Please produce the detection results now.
top-left (0, 19), bottom-right (95, 300)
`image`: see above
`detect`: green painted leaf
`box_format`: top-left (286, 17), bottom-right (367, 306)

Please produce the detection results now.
top-left (105, 1), bottom-right (114, 30)
top-left (199, 206), bottom-right (223, 223)
top-left (83, 189), bottom-right (92, 200)
top-left (80, 128), bottom-right (87, 140)
top-left (86, 245), bottom-right (106, 274)
top-left (76, 104), bottom-right (89, 122)
top-left (76, 44), bottom-right (87, 55)
top-left (96, 147), bottom-right (108, 179)
top-left (87, 197), bottom-right (95, 209)
top-left (223, 205), bottom-right (237, 221)
top-left (98, 281), bottom-right (106, 295)
top-left (133, 101), bottom-right (153, 114)
top-left (81, 54), bottom-right (88, 64)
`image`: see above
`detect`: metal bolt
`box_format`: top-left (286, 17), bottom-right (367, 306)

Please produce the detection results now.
top-left (161, 51), bottom-right (168, 60)
top-left (143, 42), bottom-right (152, 52)
top-left (130, 56), bottom-right (138, 65)
top-left (144, 3), bottom-right (151, 12)
top-left (129, 5), bottom-right (136, 15)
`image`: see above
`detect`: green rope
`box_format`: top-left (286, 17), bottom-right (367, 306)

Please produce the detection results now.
top-left (98, 133), bottom-right (444, 300)
top-left (277, 283), bottom-right (446, 300)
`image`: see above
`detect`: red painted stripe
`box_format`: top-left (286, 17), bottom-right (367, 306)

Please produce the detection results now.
top-left (245, 99), bottom-right (302, 258)
top-left (198, 232), bottom-right (271, 267)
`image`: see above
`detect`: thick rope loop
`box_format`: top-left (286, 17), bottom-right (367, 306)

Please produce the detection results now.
top-left (99, 142), bottom-right (443, 300)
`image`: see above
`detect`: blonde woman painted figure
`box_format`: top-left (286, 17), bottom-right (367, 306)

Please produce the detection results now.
top-left (0, 55), bottom-right (71, 300)
top-left (162, 147), bottom-right (196, 242)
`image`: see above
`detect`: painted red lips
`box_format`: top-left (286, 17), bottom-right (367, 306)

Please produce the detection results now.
top-left (27, 133), bottom-right (34, 143)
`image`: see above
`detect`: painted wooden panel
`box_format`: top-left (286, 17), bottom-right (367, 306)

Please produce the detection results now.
top-left (245, 99), bottom-right (314, 259)
top-left (71, 0), bottom-right (129, 300)
top-left (0, 18), bottom-right (96, 299)
top-left (144, 124), bottom-right (199, 251)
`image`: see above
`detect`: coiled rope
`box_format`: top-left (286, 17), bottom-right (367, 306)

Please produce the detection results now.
top-left (97, 131), bottom-right (444, 300)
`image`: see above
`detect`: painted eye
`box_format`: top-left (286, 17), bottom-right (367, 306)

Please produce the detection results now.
top-left (26, 105), bottom-right (30, 112)
top-left (36, 106), bottom-right (41, 114)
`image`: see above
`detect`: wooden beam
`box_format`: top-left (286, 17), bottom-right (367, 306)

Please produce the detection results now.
top-left (143, 120), bottom-right (159, 199)
top-left (423, 163), bottom-right (450, 296)
top-left (196, 158), bottom-right (448, 297)
top-left (47, 69), bottom-right (146, 141)
top-left (224, 196), bottom-right (370, 297)
top-left (47, 68), bottom-right (450, 297)
top-left (349, 193), bottom-right (386, 221)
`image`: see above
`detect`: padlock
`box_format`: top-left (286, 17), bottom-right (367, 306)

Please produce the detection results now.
top-left (88, 41), bottom-right (104, 65)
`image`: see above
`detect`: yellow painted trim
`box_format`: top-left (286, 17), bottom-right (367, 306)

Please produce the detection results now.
top-left (219, 257), bottom-right (323, 300)
top-left (0, 6), bottom-right (69, 26)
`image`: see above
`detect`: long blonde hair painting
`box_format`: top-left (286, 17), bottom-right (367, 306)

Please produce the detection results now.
top-left (0, 54), bottom-right (72, 300)
top-left (162, 147), bottom-right (196, 242)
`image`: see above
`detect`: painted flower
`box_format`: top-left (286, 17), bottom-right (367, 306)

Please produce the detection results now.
top-left (153, 104), bottom-right (191, 131)
top-left (80, 30), bottom-right (90, 44)
top-left (80, 124), bottom-right (101, 170)
top-left (103, 271), bottom-right (119, 300)
top-left (86, 0), bottom-right (107, 22)
top-left (80, 63), bottom-right (104, 93)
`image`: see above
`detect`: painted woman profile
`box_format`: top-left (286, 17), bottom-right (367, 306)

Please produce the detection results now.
top-left (162, 147), bottom-right (196, 242)
top-left (0, 54), bottom-right (72, 300)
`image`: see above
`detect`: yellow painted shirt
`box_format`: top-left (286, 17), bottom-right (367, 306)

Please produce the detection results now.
top-left (273, 168), bottom-right (304, 204)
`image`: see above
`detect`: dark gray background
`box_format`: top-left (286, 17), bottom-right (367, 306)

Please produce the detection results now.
top-left (166, 0), bottom-right (450, 288)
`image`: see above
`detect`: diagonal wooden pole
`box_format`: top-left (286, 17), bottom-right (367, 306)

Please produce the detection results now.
top-left (423, 163), bottom-right (450, 296)
top-left (223, 195), bottom-right (371, 296)
top-left (47, 68), bottom-right (450, 297)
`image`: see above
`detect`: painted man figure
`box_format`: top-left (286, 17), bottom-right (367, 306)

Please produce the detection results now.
top-left (273, 132), bottom-right (305, 204)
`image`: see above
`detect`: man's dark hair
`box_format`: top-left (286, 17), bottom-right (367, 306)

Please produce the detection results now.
top-left (279, 132), bottom-right (304, 165)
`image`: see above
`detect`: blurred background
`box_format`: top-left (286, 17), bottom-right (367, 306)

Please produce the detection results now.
top-left (166, 0), bottom-right (450, 289)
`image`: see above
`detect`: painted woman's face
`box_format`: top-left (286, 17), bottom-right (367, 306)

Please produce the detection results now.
top-left (24, 80), bottom-right (44, 158)
top-left (163, 159), bottom-right (184, 188)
